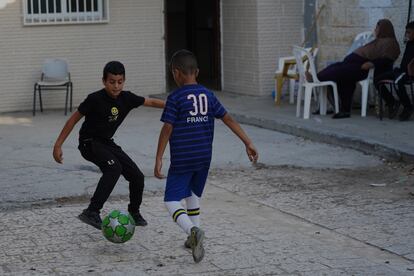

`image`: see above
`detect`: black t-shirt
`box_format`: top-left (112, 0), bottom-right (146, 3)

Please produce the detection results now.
top-left (78, 89), bottom-right (145, 141)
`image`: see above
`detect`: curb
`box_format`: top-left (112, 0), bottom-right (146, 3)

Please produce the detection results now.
top-left (231, 113), bottom-right (414, 163)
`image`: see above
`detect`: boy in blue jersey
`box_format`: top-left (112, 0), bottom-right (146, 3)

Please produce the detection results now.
top-left (154, 50), bottom-right (258, 263)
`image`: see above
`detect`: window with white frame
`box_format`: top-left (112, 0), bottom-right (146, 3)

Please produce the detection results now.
top-left (22, 0), bottom-right (109, 25)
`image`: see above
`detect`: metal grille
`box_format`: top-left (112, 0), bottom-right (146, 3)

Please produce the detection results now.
top-left (23, 0), bottom-right (109, 25)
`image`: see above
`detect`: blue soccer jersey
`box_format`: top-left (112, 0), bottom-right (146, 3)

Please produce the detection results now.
top-left (161, 84), bottom-right (227, 173)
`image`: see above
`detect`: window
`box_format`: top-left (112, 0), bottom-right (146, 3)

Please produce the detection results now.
top-left (22, 0), bottom-right (109, 25)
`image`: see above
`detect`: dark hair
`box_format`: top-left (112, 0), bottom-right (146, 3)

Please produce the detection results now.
top-left (103, 61), bottom-right (125, 80)
top-left (406, 21), bottom-right (414, 30)
top-left (170, 49), bottom-right (198, 75)
top-left (375, 19), bottom-right (396, 39)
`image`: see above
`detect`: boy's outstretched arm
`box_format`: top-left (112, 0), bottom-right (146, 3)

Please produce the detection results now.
top-left (53, 111), bottom-right (83, 164)
top-left (221, 113), bottom-right (259, 163)
top-left (154, 122), bottom-right (173, 179)
top-left (144, 98), bottom-right (165, 109)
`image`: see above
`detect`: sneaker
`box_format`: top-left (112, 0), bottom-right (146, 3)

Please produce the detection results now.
top-left (388, 101), bottom-right (400, 119)
top-left (184, 235), bottom-right (191, 249)
top-left (399, 107), bottom-right (413, 121)
top-left (78, 209), bottom-right (102, 230)
top-left (332, 112), bottom-right (350, 119)
top-left (190, 226), bottom-right (205, 263)
top-left (130, 211), bottom-right (148, 226)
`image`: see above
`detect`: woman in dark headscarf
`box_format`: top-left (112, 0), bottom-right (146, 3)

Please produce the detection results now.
top-left (317, 19), bottom-right (400, 118)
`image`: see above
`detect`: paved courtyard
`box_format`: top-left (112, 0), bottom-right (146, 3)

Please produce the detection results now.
top-left (0, 107), bottom-right (413, 275)
top-left (1, 183), bottom-right (414, 275)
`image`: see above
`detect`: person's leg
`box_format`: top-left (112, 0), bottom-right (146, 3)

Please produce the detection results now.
top-left (396, 75), bottom-right (414, 121)
top-left (164, 171), bottom-right (205, 262)
top-left (165, 201), bottom-right (194, 235)
top-left (319, 62), bottom-right (366, 116)
top-left (111, 145), bottom-right (146, 225)
top-left (86, 144), bottom-right (122, 212)
top-left (78, 141), bottom-right (122, 229)
top-left (164, 172), bottom-right (194, 235)
top-left (374, 71), bottom-right (397, 107)
top-left (336, 82), bottom-right (356, 114)
top-left (376, 70), bottom-right (406, 119)
top-left (165, 199), bottom-right (205, 263)
top-left (186, 168), bottom-right (209, 227)
top-left (185, 193), bottom-right (200, 228)
top-left (395, 75), bottom-right (413, 109)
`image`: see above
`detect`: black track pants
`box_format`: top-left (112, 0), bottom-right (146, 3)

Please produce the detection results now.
top-left (78, 139), bottom-right (144, 213)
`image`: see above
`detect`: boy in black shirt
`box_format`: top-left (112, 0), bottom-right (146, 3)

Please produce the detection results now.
top-left (53, 61), bottom-right (165, 229)
top-left (376, 21), bottom-right (414, 121)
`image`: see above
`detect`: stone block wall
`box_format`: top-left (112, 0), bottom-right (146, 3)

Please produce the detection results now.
top-left (316, 0), bottom-right (414, 67)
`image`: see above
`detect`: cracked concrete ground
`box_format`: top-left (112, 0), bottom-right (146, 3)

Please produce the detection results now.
top-left (0, 109), bottom-right (413, 275)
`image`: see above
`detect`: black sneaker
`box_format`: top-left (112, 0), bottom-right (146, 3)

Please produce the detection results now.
top-left (78, 209), bottom-right (102, 230)
top-left (130, 212), bottom-right (148, 226)
top-left (399, 107), bottom-right (413, 121)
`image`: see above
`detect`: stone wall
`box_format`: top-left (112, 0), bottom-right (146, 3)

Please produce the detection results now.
top-left (317, 0), bottom-right (414, 67)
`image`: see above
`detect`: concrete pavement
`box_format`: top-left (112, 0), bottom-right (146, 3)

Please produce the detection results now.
top-left (216, 92), bottom-right (414, 163)
top-left (0, 107), bottom-right (382, 209)
top-left (1, 186), bottom-right (413, 275)
top-left (0, 93), bottom-right (413, 275)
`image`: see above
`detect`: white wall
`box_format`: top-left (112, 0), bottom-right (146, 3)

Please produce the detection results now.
top-left (0, 0), bottom-right (165, 113)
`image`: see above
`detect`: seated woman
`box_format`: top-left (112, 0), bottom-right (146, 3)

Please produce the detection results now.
top-left (375, 21), bottom-right (414, 121)
top-left (317, 19), bottom-right (400, 119)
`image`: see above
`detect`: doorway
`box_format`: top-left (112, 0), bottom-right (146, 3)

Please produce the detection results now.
top-left (165, 0), bottom-right (221, 91)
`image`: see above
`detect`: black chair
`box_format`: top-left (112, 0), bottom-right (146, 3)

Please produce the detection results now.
top-left (405, 78), bottom-right (414, 105)
top-left (376, 77), bottom-right (414, 120)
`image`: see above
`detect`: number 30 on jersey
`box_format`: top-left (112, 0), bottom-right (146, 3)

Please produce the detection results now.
top-left (187, 93), bottom-right (208, 116)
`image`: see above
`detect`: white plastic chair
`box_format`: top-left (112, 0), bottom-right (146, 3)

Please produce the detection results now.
top-left (359, 68), bottom-right (375, 117)
top-left (349, 31), bottom-right (375, 117)
top-left (346, 31), bottom-right (374, 56)
top-left (274, 47), bottom-right (318, 105)
top-left (33, 58), bottom-right (73, 116)
top-left (293, 46), bottom-right (339, 119)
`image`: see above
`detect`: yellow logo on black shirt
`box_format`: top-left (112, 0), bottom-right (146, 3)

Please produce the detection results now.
top-left (111, 107), bottom-right (119, 116)
top-left (108, 107), bottom-right (119, 122)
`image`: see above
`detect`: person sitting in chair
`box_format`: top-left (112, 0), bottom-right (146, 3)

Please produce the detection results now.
top-left (316, 19), bottom-right (400, 119)
top-left (374, 21), bottom-right (414, 121)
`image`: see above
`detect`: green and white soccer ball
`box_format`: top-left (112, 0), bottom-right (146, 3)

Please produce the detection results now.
top-left (101, 210), bottom-right (135, 243)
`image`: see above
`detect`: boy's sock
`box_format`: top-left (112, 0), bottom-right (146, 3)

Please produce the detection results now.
top-left (185, 193), bottom-right (200, 227)
top-left (165, 201), bottom-right (194, 235)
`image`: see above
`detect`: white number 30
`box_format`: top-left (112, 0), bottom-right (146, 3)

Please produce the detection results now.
top-left (187, 93), bottom-right (208, 116)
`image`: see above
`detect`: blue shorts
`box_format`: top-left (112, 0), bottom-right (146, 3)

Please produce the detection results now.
top-left (164, 168), bottom-right (209, 202)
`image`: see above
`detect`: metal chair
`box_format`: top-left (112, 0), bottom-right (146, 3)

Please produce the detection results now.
top-left (293, 45), bottom-right (339, 119)
top-left (376, 80), bottom-right (395, 120)
top-left (405, 79), bottom-right (414, 105)
top-left (33, 58), bottom-right (73, 116)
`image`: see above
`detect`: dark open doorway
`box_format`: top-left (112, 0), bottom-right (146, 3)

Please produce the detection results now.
top-left (165, 0), bottom-right (221, 91)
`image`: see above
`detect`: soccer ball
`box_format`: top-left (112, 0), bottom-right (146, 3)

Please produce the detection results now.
top-left (101, 210), bottom-right (135, 243)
